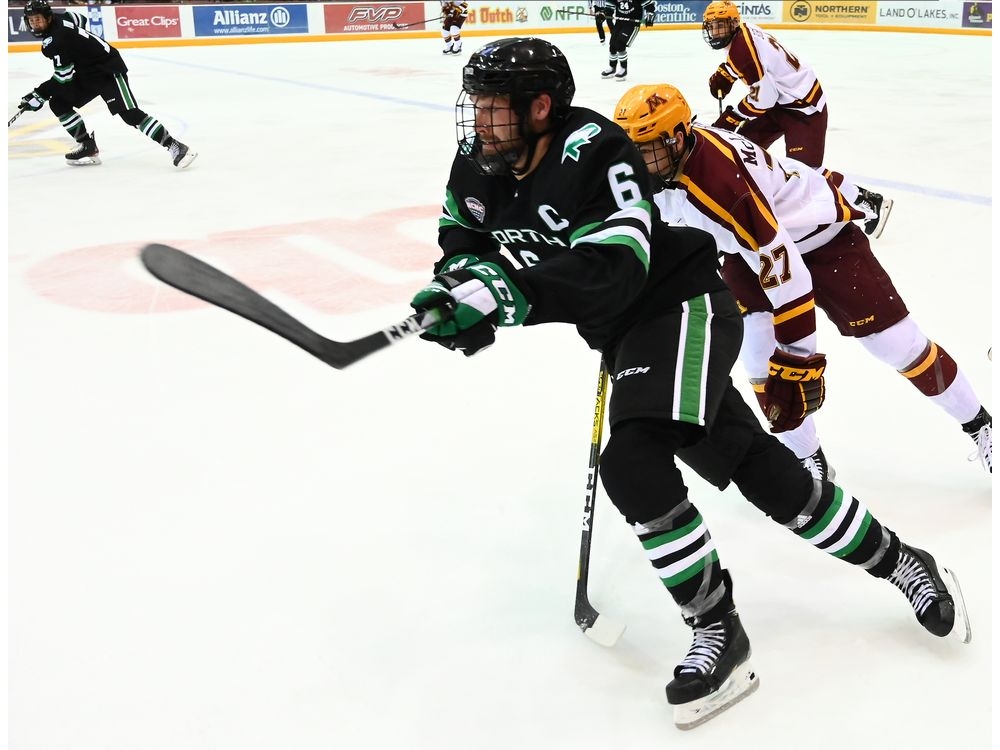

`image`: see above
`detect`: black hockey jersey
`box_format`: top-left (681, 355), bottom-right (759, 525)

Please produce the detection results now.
top-left (35, 13), bottom-right (126, 97)
top-left (436, 107), bottom-right (725, 352)
top-left (611, 0), bottom-right (655, 22)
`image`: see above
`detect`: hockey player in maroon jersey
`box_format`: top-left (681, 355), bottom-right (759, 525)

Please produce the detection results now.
top-left (18, 0), bottom-right (196, 168)
top-left (405, 37), bottom-right (971, 730)
top-left (613, 83), bottom-right (992, 477)
top-left (702, 0), bottom-right (891, 239)
top-left (439, 1), bottom-right (468, 55)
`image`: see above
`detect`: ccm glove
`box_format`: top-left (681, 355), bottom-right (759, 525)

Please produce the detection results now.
top-left (19, 90), bottom-right (46, 112)
top-left (763, 349), bottom-right (827, 433)
top-left (712, 106), bottom-right (746, 132)
top-left (410, 260), bottom-right (530, 357)
top-left (708, 66), bottom-right (737, 98)
top-left (644, 10), bottom-right (655, 27)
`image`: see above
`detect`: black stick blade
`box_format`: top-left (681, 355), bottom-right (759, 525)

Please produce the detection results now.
top-left (140, 243), bottom-right (428, 370)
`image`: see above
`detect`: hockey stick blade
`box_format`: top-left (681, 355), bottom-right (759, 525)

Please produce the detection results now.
top-left (575, 601), bottom-right (626, 647)
top-left (139, 243), bottom-right (446, 370)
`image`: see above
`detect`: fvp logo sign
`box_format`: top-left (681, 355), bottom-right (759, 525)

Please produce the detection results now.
top-left (346, 6), bottom-right (405, 24)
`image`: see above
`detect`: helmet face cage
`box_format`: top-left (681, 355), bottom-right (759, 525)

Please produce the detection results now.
top-left (456, 37), bottom-right (576, 176)
top-left (613, 85), bottom-right (692, 183)
top-left (455, 89), bottom-right (528, 177)
top-left (23, 0), bottom-right (52, 37)
top-left (702, 1), bottom-right (740, 49)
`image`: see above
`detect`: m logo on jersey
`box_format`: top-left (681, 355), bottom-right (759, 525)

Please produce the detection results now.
top-left (465, 197), bottom-right (486, 223)
top-left (562, 123), bottom-right (601, 163)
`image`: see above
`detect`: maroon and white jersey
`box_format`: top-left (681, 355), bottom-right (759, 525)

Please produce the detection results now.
top-left (718, 23), bottom-right (826, 122)
top-left (652, 126), bottom-right (863, 356)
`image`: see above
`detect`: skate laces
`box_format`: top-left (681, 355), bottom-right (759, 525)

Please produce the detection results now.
top-left (677, 621), bottom-right (727, 675)
top-left (967, 423), bottom-right (992, 473)
top-left (888, 551), bottom-right (936, 618)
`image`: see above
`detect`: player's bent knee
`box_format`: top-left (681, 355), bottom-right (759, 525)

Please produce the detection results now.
top-left (730, 436), bottom-right (813, 522)
top-left (600, 419), bottom-right (697, 525)
top-left (119, 108), bottom-right (146, 127)
top-left (858, 316), bottom-right (926, 370)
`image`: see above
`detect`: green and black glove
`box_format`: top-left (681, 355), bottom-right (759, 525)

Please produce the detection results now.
top-left (410, 260), bottom-right (530, 357)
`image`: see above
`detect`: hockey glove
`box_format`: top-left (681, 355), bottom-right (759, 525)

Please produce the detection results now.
top-left (763, 349), bottom-right (827, 433)
top-left (712, 106), bottom-right (746, 132)
top-left (708, 66), bottom-right (737, 98)
top-left (410, 261), bottom-right (530, 357)
top-left (19, 90), bottom-right (46, 112)
top-left (644, 10), bottom-right (655, 27)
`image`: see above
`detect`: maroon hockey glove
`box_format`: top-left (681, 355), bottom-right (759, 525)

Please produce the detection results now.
top-left (763, 349), bottom-right (827, 433)
top-left (712, 106), bottom-right (746, 132)
top-left (708, 66), bottom-right (736, 98)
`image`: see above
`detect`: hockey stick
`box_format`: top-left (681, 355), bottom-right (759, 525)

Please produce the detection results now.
top-left (574, 360), bottom-right (626, 647)
top-left (717, 91), bottom-right (725, 115)
top-left (8, 108), bottom-right (26, 127)
top-left (139, 243), bottom-right (449, 370)
top-left (392, 15), bottom-right (444, 29)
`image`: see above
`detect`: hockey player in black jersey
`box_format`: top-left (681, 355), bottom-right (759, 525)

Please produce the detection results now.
top-left (408, 37), bottom-right (970, 730)
top-left (600, 0), bottom-right (656, 80)
top-left (18, 0), bottom-right (196, 168)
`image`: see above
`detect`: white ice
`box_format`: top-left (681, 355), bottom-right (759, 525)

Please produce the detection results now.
top-left (7, 28), bottom-right (993, 750)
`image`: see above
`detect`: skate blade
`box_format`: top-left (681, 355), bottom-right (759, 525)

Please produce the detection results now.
top-left (176, 151), bottom-right (198, 169)
top-left (941, 566), bottom-right (972, 644)
top-left (673, 661), bottom-right (760, 731)
top-left (872, 198), bottom-right (893, 239)
top-left (66, 156), bottom-right (101, 166)
top-left (582, 614), bottom-right (626, 647)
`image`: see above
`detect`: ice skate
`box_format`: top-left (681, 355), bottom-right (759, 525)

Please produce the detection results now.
top-left (887, 544), bottom-right (971, 644)
top-left (856, 187), bottom-right (893, 239)
top-left (167, 138), bottom-right (197, 169)
top-left (665, 609), bottom-right (759, 730)
top-left (800, 446), bottom-right (835, 482)
top-left (963, 406), bottom-right (991, 474)
top-left (65, 131), bottom-right (100, 166)
top-left (601, 66), bottom-right (617, 79)
top-left (614, 68), bottom-right (628, 80)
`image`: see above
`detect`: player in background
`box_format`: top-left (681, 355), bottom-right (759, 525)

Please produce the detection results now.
top-left (600, 0), bottom-right (656, 80)
top-left (588, 0), bottom-right (614, 44)
top-left (612, 83), bottom-right (992, 477)
top-left (440, 1), bottom-right (469, 55)
top-left (18, 0), bottom-right (196, 168)
top-left (406, 36), bottom-right (970, 730)
top-left (702, 1), bottom-right (892, 239)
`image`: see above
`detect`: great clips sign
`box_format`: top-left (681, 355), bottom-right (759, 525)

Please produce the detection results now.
top-left (115, 4), bottom-right (181, 39)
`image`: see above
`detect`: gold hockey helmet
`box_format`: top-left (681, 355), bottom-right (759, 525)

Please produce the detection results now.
top-left (703, 1), bottom-right (741, 49)
top-left (613, 84), bottom-right (693, 144)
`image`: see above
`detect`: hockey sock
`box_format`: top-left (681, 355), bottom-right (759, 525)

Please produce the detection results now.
top-left (634, 500), bottom-right (727, 621)
top-left (58, 111), bottom-right (87, 142)
top-left (901, 343), bottom-right (983, 423)
top-left (139, 116), bottom-right (170, 145)
top-left (783, 480), bottom-right (900, 577)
